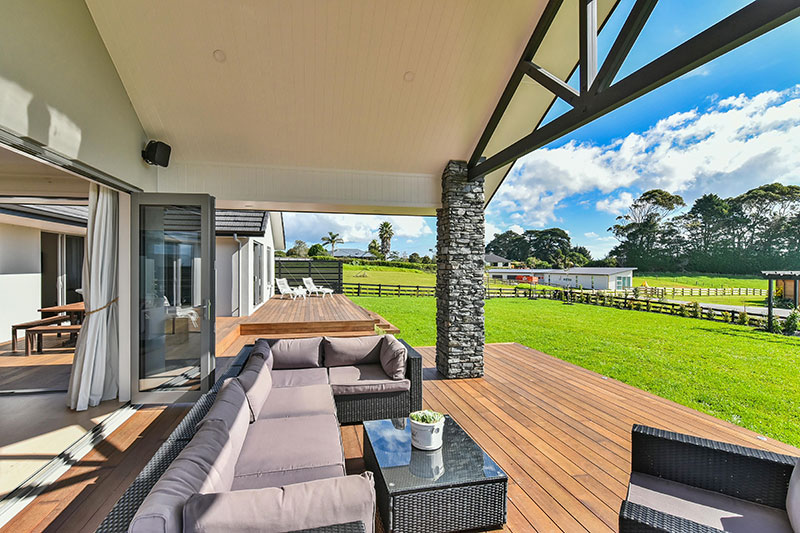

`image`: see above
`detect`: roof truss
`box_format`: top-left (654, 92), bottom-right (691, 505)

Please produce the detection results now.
top-left (470, 0), bottom-right (800, 179)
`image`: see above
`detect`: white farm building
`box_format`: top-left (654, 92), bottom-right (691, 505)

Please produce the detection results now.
top-left (488, 267), bottom-right (636, 290)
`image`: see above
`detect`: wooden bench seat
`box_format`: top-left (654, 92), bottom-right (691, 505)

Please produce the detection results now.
top-left (25, 324), bottom-right (82, 356)
top-left (11, 315), bottom-right (71, 352)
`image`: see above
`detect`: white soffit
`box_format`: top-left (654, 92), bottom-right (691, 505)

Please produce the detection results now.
top-left (85, 0), bottom-right (615, 214)
top-left (0, 145), bottom-right (89, 198)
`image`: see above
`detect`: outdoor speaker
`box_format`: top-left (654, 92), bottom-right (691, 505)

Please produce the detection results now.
top-left (141, 140), bottom-right (171, 167)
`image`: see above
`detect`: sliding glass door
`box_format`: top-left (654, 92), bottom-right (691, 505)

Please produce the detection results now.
top-left (130, 193), bottom-right (215, 403)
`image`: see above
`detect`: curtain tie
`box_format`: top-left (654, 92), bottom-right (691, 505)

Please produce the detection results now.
top-left (85, 297), bottom-right (119, 316)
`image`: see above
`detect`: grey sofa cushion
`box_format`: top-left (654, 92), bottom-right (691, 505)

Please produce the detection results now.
top-left (258, 384), bottom-right (336, 419)
top-left (272, 367), bottom-right (329, 388)
top-left (183, 472), bottom-right (376, 533)
top-left (788, 462), bottom-right (800, 532)
top-left (129, 420), bottom-right (240, 533)
top-left (323, 335), bottom-right (383, 367)
top-left (236, 354), bottom-right (273, 422)
top-left (197, 378), bottom-right (250, 436)
top-left (628, 472), bottom-right (793, 533)
top-left (233, 414), bottom-right (345, 490)
top-left (250, 338), bottom-right (274, 369)
top-left (268, 337), bottom-right (322, 369)
top-left (379, 334), bottom-right (407, 380)
top-left (328, 364), bottom-right (411, 396)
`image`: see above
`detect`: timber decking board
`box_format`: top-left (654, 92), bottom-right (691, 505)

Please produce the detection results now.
top-left (240, 294), bottom-right (376, 335)
top-left (7, 342), bottom-right (798, 532)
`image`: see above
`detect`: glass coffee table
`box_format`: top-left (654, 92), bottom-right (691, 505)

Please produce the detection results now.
top-left (363, 416), bottom-right (507, 533)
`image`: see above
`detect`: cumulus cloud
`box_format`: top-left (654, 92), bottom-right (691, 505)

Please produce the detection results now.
top-left (584, 231), bottom-right (598, 238)
top-left (283, 213), bottom-right (433, 245)
top-left (488, 85), bottom-right (800, 227)
top-left (596, 191), bottom-right (634, 215)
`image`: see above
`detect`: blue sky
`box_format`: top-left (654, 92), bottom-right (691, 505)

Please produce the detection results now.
top-left (285, 1), bottom-right (800, 259)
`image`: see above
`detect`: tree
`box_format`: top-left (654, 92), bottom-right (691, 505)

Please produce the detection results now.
top-left (321, 232), bottom-right (344, 255)
top-left (420, 255), bottom-right (432, 264)
top-left (308, 243), bottom-right (327, 257)
top-left (368, 239), bottom-right (384, 259)
top-left (378, 222), bottom-right (394, 258)
top-left (287, 240), bottom-right (308, 257)
top-left (408, 252), bottom-right (421, 263)
top-left (486, 230), bottom-right (529, 261)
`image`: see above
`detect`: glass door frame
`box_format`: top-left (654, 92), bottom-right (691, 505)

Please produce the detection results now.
top-left (130, 193), bottom-right (216, 404)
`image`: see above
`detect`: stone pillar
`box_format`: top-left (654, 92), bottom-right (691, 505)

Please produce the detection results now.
top-left (436, 160), bottom-right (485, 378)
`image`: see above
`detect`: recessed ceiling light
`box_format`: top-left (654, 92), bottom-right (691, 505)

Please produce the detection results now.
top-left (403, 71), bottom-right (415, 82)
top-left (213, 49), bottom-right (227, 63)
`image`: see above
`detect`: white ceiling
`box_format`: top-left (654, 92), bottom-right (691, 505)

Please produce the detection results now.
top-left (85, 0), bottom-right (616, 214)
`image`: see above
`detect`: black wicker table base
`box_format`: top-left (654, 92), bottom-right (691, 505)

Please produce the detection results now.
top-left (363, 416), bottom-right (508, 533)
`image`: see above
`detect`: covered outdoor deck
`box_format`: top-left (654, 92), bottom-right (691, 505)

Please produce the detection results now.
top-left (4, 342), bottom-right (796, 532)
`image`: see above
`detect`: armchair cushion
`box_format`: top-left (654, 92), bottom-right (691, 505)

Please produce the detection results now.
top-left (267, 337), bottom-right (322, 369)
top-left (328, 364), bottom-right (411, 396)
top-left (788, 463), bottom-right (800, 531)
top-left (183, 472), bottom-right (375, 533)
top-left (379, 334), bottom-right (407, 380)
top-left (627, 472), bottom-right (792, 533)
top-left (323, 335), bottom-right (382, 367)
top-left (236, 354), bottom-right (273, 422)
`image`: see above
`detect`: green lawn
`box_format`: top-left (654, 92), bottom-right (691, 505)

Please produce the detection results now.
top-left (343, 264), bottom-right (509, 288)
top-left (636, 272), bottom-right (767, 290)
top-left (352, 296), bottom-right (800, 446)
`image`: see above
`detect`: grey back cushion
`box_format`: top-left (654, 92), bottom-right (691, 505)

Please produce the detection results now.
top-left (268, 337), bottom-right (323, 369)
top-left (788, 462), bottom-right (800, 532)
top-left (250, 339), bottom-right (274, 370)
top-left (236, 354), bottom-right (273, 422)
top-left (129, 420), bottom-right (240, 533)
top-left (380, 334), bottom-right (408, 380)
top-left (323, 335), bottom-right (383, 367)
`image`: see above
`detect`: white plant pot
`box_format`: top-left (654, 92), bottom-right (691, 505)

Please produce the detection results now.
top-left (410, 418), bottom-right (445, 450)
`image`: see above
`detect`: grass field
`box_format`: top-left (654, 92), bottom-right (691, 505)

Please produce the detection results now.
top-left (636, 272), bottom-right (767, 290)
top-left (343, 264), bottom-right (511, 288)
top-left (352, 296), bottom-right (800, 446)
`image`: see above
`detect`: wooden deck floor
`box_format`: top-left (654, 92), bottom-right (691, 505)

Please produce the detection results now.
top-left (240, 293), bottom-right (378, 336)
top-left (5, 341), bottom-right (798, 532)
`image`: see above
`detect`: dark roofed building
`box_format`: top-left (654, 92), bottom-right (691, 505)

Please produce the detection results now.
top-left (333, 248), bottom-right (373, 259)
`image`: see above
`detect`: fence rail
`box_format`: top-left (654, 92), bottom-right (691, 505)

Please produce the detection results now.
top-left (343, 282), bottom-right (557, 299)
top-left (628, 286), bottom-right (768, 298)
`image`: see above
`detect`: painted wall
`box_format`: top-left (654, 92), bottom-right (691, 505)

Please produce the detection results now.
top-left (0, 1), bottom-right (155, 190)
top-left (215, 222), bottom-right (276, 318)
top-left (0, 223), bottom-right (41, 343)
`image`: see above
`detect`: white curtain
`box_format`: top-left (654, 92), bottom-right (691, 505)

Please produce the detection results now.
top-left (67, 184), bottom-right (119, 411)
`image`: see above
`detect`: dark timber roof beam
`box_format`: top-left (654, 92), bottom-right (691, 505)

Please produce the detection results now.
top-left (469, 0), bottom-right (800, 180)
top-left (520, 61), bottom-right (580, 105)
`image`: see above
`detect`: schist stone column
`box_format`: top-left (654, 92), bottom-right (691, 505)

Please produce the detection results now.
top-left (435, 160), bottom-right (485, 378)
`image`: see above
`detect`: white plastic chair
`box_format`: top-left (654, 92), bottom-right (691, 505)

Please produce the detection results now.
top-left (303, 277), bottom-right (334, 298)
top-left (276, 278), bottom-right (306, 300)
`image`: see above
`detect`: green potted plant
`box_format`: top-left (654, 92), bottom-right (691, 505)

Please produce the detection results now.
top-left (409, 410), bottom-right (445, 450)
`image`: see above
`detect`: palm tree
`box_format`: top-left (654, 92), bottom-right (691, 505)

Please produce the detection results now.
top-left (378, 222), bottom-right (394, 258)
top-left (321, 232), bottom-right (344, 256)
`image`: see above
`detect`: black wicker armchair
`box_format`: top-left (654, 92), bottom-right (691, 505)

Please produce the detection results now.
top-left (334, 340), bottom-right (423, 424)
top-left (619, 424), bottom-right (798, 533)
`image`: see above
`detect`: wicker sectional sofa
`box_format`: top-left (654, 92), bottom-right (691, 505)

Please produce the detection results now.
top-left (129, 334), bottom-right (420, 533)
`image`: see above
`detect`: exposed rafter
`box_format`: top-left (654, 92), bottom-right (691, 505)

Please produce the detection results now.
top-left (470, 0), bottom-right (800, 180)
top-left (520, 61), bottom-right (580, 105)
top-left (468, 0), bottom-right (564, 167)
top-left (579, 0), bottom-right (598, 94)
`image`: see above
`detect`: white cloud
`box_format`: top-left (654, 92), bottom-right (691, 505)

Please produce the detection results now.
top-left (584, 231), bottom-right (598, 238)
top-left (596, 191), bottom-right (634, 215)
top-left (283, 213), bottom-right (432, 245)
top-left (488, 85), bottom-right (800, 227)
top-left (509, 224), bottom-right (524, 234)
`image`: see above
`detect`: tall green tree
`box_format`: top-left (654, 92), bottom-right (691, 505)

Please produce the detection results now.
top-left (287, 240), bottom-right (308, 257)
top-left (321, 232), bottom-right (344, 255)
top-left (307, 243), bottom-right (327, 257)
top-left (378, 222), bottom-right (394, 258)
top-left (368, 239), bottom-right (383, 259)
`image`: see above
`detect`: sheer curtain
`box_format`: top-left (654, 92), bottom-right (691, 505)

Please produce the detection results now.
top-left (67, 184), bottom-right (119, 411)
